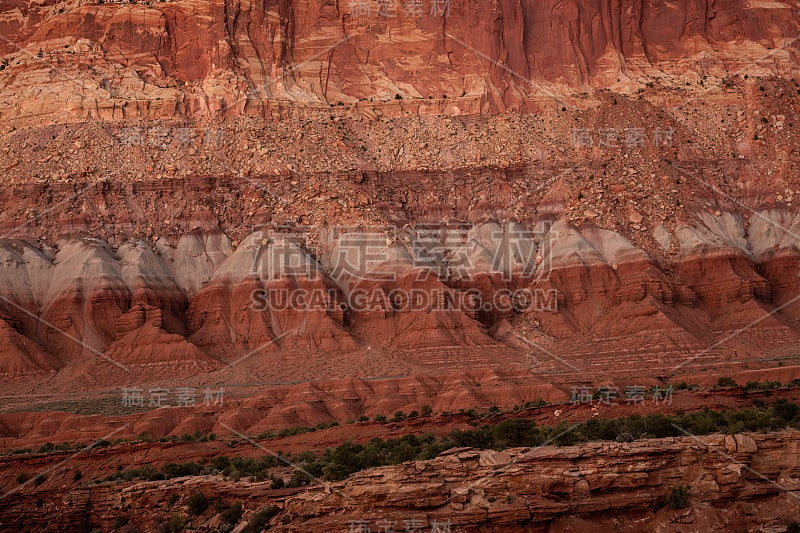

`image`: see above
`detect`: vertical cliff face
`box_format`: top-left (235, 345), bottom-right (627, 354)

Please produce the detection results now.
top-left (0, 0), bottom-right (797, 123)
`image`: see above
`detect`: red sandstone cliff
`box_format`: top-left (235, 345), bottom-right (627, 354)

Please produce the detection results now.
top-left (0, 0), bottom-right (798, 125)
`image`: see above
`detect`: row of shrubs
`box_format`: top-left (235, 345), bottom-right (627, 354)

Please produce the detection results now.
top-left (6, 400), bottom-right (551, 458)
top-left (7, 431), bottom-right (216, 457)
top-left (290, 400), bottom-right (800, 481)
top-left (717, 377), bottom-right (800, 389)
top-left (105, 400), bottom-right (800, 486)
top-left (14, 377), bottom-right (800, 458)
top-left (253, 402), bottom-right (551, 440)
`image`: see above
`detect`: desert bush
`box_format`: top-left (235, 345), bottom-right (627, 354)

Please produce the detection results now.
top-left (746, 381), bottom-right (781, 391)
top-left (285, 471), bottom-right (311, 488)
top-left (524, 399), bottom-right (549, 409)
top-left (278, 426), bottom-right (312, 437)
top-left (162, 462), bottom-right (202, 478)
top-left (219, 501), bottom-right (243, 524)
top-left (187, 492), bottom-right (208, 515)
top-left (157, 513), bottom-right (184, 533)
top-left (243, 506), bottom-right (280, 533)
top-left (667, 485), bottom-right (690, 509)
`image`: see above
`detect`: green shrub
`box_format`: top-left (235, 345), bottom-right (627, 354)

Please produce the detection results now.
top-left (33, 474), bottom-right (46, 487)
top-left (716, 377), bottom-right (737, 387)
top-left (745, 381), bottom-right (781, 391)
top-left (667, 485), bottom-right (690, 509)
top-left (187, 492), bottom-right (208, 515)
top-left (157, 513), bottom-right (184, 533)
top-left (243, 506), bottom-right (280, 533)
top-left (278, 426), bottom-right (312, 438)
top-left (219, 501), bottom-right (243, 524)
top-left (392, 411), bottom-right (406, 422)
top-left (373, 415), bottom-right (387, 423)
top-left (286, 471), bottom-right (311, 488)
top-left (15, 472), bottom-right (28, 484)
top-left (37, 443), bottom-right (54, 453)
top-left (421, 405), bottom-right (433, 417)
top-left (524, 399), bottom-right (549, 409)
top-left (270, 476), bottom-right (285, 489)
top-left (162, 462), bottom-right (202, 478)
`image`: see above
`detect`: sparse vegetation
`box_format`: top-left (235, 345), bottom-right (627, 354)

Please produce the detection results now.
top-left (218, 501), bottom-right (243, 524)
top-left (187, 492), bottom-right (208, 515)
top-left (667, 485), bottom-right (690, 509)
top-left (285, 471), bottom-right (311, 488)
top-left (101, 401), bottom-right (800, 491)
top-left (157, 513), bottom-right (184, 533)
top-left (716, 377), bottom-right (737, 387)
top-left (243, 506), bottom-right (280, 533)
top-left (745, 381), bottom-right (781, 391)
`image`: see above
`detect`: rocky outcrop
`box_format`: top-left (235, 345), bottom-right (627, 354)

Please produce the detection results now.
top-left (0, 430), bottom-right (798, 531)
top-left (275, 430), bottom-right (800, 531)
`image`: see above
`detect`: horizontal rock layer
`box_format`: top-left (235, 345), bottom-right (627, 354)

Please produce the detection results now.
top-left (0, 202), bottom-right (799, 386)
top-left (0, 430), bottom-right (798, 531)
top-left (276, 430), bottom-right (800, 531)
